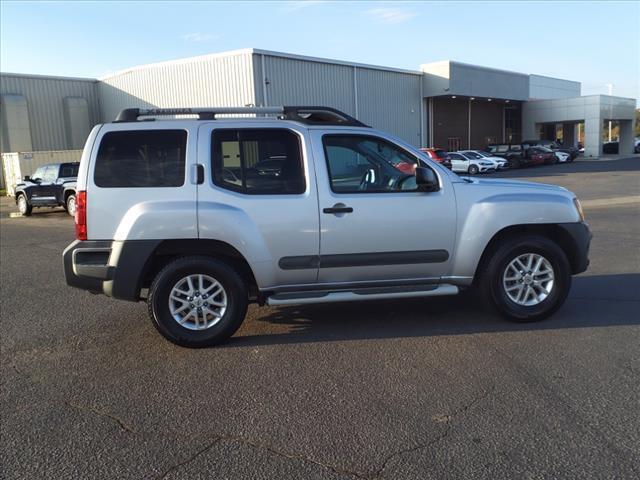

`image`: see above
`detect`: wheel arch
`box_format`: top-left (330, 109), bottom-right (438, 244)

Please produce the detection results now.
top-left (140, 239), bottom-right (259, 299)
top-left (473, 224), bottom-right (581, 284)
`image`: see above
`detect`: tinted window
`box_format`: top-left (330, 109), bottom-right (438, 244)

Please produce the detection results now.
top-left (496, 145), bottom-right (509, 153)
top-left (95, 130), bottom-right (187, 188)
top-left (462, 151), bottom-right (483, 159)
top-left (212, 129), bottom-right (304, 194)
top-left (60, 164), bottom-right (79, 178)
top-left (510, 145), bottom-right (522, 152)
top-left (323, 135), bottom-right (422, 193)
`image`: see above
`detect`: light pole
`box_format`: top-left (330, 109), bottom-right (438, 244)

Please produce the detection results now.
top-left (606, 83), bottom-right (613, 142)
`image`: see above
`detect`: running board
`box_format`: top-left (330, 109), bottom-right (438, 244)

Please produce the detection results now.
top-left (266, 284), bottom-right (459, 306)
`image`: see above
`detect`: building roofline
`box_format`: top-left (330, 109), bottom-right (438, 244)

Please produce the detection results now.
top-left (250, 48), bottom-right (423, 75)
top-left (0, 71), bottom-right (97, 82)
top-left (98, 47), bottom-right (424, 80)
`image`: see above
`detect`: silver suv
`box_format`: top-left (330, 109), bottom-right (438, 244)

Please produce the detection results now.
top-left (63, 106), bottom-right (591, 347)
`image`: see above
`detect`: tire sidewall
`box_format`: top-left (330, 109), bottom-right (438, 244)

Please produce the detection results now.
top-left (66, 195), bottom-right (76, 217)
top-left (150, 257), bottom-right (247, 347)
top-left (17, 195), bottom-right (31, 215)
top-left (485, 237), bottom-right (571, 321)
top-left (468, 164), bottom-right (479, 175)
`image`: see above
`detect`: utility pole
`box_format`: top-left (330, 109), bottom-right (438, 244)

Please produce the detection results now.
top-left (606, 84), bottom-right (613, 142)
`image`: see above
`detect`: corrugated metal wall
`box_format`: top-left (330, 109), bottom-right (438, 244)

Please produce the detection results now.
top-left (0, 74), bottom-right (100, 152)
top-left (253, 54), bottom-right (423, 146)
top-left (98, 52), bottom-right (256, 122)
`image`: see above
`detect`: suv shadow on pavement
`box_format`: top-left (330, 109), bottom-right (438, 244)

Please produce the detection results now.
top-left (224, 273), bottom-right (640, 348)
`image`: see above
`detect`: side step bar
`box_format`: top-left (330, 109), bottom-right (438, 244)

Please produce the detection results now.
top-left (266, 284), bottom-right (459, 306)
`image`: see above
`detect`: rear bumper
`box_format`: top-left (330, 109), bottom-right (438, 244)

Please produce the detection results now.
top-left (558, 222), bottom-right (592, 274)
top-left (63, 239), bottom-right (160, 301)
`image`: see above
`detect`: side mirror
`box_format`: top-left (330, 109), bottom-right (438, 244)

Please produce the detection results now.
top-left (415, 167), bottom-right (440, 192)
top-left (23, 176), bottom-right (31, 182)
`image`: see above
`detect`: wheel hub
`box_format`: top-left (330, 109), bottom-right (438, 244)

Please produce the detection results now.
top-left (168, 274), bottom-right (227, 330)
top-left (502, 253), bottom-right (555, 307)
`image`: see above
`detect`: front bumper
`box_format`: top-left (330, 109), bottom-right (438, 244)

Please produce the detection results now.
top-left (558, 222), bottom-right (592, 274)
top-left (63, 239), bottom-right (160, 301)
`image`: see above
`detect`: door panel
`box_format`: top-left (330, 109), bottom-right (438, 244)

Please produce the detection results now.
top-left (197, 124), bottom-right (319, 288)
top-left (311, 130), bottom-right (456, 284)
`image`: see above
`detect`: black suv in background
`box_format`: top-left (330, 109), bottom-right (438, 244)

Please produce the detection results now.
top-left (522, 139), bottom-right (579, 160)
top-left (14, 163), bottom-right (79, 217)
top-left (485, 144), bottom-right (530, 168)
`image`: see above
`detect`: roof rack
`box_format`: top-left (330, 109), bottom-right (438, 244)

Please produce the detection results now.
top-left (113, 106), bottom-right (369, 127)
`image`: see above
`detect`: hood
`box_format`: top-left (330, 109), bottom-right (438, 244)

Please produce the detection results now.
top-left (455, 176), bottom-right (569, 193)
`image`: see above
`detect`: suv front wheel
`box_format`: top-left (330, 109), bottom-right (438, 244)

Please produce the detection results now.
top-left (148, 256), bottom-right (248, 347)
top-left (480, 235), bottom-right (571, 322)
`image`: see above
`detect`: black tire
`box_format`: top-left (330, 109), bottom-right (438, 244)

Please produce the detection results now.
top-left (17, 194), bottom-right (32, 216)
top-left (509, 157), bottom-right (521, 169)
top-left (65, 194), bottom-right (76, 217)
top-left (479, 235), bottom-right (571, 322)
top-left (148, 256), bottom-right (248, 347)
top-left (468, 164), bottom-right (480, 175)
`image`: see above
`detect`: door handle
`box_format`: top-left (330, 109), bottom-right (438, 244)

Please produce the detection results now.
top-left (323, 204), bottom-right (353, 214)
top-left (196, 164), bottom-right (205, 184)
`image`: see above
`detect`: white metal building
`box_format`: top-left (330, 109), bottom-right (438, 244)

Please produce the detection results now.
top-left (1, 48), bottom-right (637, 160)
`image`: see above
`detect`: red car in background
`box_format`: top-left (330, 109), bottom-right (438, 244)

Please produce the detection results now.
top-left (420, 148), bottom-right (452, 169)
top-left (527, 146), bottom-right (556, 165)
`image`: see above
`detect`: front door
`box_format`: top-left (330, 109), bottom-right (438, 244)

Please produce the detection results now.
top-left (311, 131), bottom-right (456, 285)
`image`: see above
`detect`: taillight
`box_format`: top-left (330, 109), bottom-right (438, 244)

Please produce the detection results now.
top-left (75, 190), bottom-right (87, 240)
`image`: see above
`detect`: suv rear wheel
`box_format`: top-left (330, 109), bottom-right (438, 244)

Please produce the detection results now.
top-left (479, 235), bottom-right (571, 322)
top-left (148, 256), bottom-right (248, 347)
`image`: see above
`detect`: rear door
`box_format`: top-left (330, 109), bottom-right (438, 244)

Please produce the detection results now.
top-left (86, 122), bottom-right (198, 241)
top-left (197, 123), bottom-right (320, 288)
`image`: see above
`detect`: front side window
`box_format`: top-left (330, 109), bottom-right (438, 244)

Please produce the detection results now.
top-left (31, 166), bottom-right (46, 181)
top-left (94, 130), bottom-right (187, 188)
top-left (448, 153), bottom-right (465, 160)
top-left (462, 151), bottom-right (483, 160)
top-left (212, 129), bottom-right (305, 195)
top-left (41, 166), bottom-right (58, 183)
top-left (322, 135), bottom-right (423, 193)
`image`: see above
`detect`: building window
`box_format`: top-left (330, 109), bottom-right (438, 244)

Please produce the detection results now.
top-left (504, 106), bottom-right (520, 143)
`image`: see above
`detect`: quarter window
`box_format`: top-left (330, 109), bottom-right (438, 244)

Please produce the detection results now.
top-left (322, 135), bottom-right (422, 193)
top-left (94, 130), bottom-right (187, 188)
top-left (211, 129), bottom-right (305, 195)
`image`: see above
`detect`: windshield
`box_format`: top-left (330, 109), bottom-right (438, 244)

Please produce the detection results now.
top-left (462, 151), bottom-right (483, 160)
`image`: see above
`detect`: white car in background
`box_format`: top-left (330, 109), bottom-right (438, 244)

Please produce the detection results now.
top-left (553, 150), bottom-right (571, 163)
top-left (448, 151), bottom-right (497, 174)
top-left (461, 150), bottom-right (510, 169)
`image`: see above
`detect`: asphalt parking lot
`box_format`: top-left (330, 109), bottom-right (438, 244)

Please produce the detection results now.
top-left (1, 157), bottom-right (639, 479)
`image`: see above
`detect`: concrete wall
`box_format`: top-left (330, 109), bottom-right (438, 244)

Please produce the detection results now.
top-left (420, 61), bottom-right (529, 101)
top-left (0, 73), bottom-right (100, 153)
top-left (522, 95), bottom-right (637, 157)
top-left (529, 74), bottom-right (581, 100)
top-left (98, 50), bottom-right (257, 122)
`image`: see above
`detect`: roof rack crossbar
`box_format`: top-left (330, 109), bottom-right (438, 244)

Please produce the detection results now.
top-left (114, 106), bottom-right (370, 127)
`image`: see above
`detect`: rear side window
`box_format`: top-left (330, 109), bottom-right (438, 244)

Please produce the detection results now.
top-left (94, 130), bottom-right (187, 188)
top-left (211, 129), bottom-right (305, 194)
top-left (60, 164), bottom-right (79, 178)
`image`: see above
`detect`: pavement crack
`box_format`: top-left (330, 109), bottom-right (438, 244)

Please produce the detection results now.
top-left (157, 438), bottom-right (222, 479)
top-left (372, 386), bottom-right (495, 479)
top-left (64, 400), bottom-right (135, 433)
top-left (12, 363), bottom-right (135, 434)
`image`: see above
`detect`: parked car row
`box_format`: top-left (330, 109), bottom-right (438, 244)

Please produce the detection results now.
top-left (420, 139), bottom-right (580, 175)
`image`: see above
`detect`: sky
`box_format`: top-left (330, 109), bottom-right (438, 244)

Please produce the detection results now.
top-left (1, 1), bottom-right (639, 101)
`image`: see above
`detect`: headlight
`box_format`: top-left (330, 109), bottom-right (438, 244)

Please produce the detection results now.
top-left (573, 197), bottom-right (585, 221)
